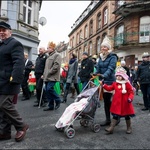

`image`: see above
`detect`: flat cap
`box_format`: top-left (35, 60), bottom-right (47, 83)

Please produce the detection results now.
top-left (82, 51), bottom-right (88, 56)
top-left (0, 21), bottom-right (11, 30)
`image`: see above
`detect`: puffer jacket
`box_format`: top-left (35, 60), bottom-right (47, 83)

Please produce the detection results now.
top-left (135, 61), bottom-right (150, 84)
top-left (96, 53), bottom-right (118, 85)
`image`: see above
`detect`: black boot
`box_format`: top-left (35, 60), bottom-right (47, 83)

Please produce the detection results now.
top-left (62, 89), bottom-right (69, 103)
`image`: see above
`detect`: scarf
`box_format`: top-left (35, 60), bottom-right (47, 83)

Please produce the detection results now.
top-left (69, 58), bottom-right (77, 64)
top-left (116, 80), bottom-right (127, 94)
top-left (100, 50), bottom-right (112, 61)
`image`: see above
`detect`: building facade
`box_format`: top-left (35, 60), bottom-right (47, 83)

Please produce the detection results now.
top-left (68, 0), bottom-right (150, 67)
top-left (55, 41), bottom-right (69, 64)
top-left (0, 0), bottom-right (42, 63)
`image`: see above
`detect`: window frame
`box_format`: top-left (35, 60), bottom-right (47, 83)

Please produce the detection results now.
top-left (103, 8), bottom-right (108, 25)
top-left (23, 0), bottom-right (33, 25)
top-left (115, 24), bottom-right (125, 46)
top-left (139, 16), bottom-right (150, 43)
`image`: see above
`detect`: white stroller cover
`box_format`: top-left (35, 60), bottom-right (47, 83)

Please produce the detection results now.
top-left (55, 97), bottom-right (89, 128)
top-left (55, 87), bottom-right (98, 128)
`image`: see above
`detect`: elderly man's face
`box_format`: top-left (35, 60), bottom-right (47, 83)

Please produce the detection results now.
top-left (24, 54), bottom-right (28, 59)
top-left (0, 27), bottom-right (11, 41)
top-left (39, 47), bottom-right (45, 54)
top-left (142, 56), bottom-right (149, 61)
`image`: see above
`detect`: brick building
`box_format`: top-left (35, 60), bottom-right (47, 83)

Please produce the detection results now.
top-left (68, 0), bottom-right (150, 67)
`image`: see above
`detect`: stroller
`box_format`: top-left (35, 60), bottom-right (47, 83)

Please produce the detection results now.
top-left (55, 80), bottom-right (101, 138)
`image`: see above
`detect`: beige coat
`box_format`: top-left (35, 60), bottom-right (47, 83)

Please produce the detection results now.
top-left (43, 51), bottom-right (62, 82)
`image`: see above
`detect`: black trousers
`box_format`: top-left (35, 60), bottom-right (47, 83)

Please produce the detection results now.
top-left (21, 75), bottom-right (31, 99)
top-left (0, 95), bottom-right (25, 134)
top-left (103, 92), bottom-right (112, 121)
top-left (36, 75), bottom-right (47, 103)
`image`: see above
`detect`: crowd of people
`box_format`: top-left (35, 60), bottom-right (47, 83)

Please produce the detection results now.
top-left (0, 21), bottom-right (150, 142)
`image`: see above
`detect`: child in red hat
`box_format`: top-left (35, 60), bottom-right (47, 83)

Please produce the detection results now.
top-left (100, 66), bottom-right (135, 134)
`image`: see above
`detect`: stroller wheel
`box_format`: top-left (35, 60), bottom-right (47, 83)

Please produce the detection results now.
top-left (64, 127), bottom-right (75, 139)
top-left (91, 123), bottom-right (101, 133)
top-left (80, 119), bottom-right (89, 127)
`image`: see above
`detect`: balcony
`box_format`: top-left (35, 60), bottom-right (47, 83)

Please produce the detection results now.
top-left (113, 1), bottom-right (150, 17)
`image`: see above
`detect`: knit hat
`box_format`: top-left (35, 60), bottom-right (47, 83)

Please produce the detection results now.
top-left (48, 41), bottom-right (56, 49)
top-left (115, 66), bottom-right (129, 94)
top-left (142, 52), bottom-right (149, 58)
top-left (101, 36), bottom-right (112, 50)
top-left (115, 66), bottom-right (129, 81)
top-left (82, 52), bottom-right (88, 56)
top-left (121, 60), bottom-right (126, 65)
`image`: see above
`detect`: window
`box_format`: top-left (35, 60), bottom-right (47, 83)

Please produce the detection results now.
top-left (103, 8), bottom-right (108, 25)
top-left (97, 37), bottom-right (101, 54)
top-left (89, 20), bottom-right (93, 36)
top-left (84, 25), bottom-right (88, 38)
top-left (89, 42), bottom-right (92, 56)
top-left (23, 0), bottom-right (33, 25)
top-left (79, 30), bottom-right (82, 43)
top-left (97, 13), bottom-right (101, 30)
top-left (102, 33), bottom-right (107, 41)
top-left (116, 25), bottom-right (124, 45)
top-left (84, 45), bottom-right (88, 52)
top-left (139, 16), bottom-right (150, 43)
top-left (76, 33), bottom-right (79, 45)
top-left (79, 47), bottom-right (83, 60)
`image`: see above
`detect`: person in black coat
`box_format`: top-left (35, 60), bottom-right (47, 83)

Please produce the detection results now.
top-left (121, 60), bottom-right (130, 78)
top-left (78, 52), bottom-right (94, 90)
top-left (21, 53), bottom-right (34, 100)
top-left (33, 47), bottom-right (48, 107)
top-left (134, 52), bottom-right (150, 111)
top-left (0, 21), bottom-right (28, 142)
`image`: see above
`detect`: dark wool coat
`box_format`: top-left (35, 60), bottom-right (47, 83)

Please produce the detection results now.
top-left (78, 58), bottom-right (94, 82)
top-left (103, 82), bottom-right (135, 116)
top-left (34, 53), bottom-right (48, 76)
top-left (135, 61), bottom-right (150, 84)
top-left (0, 37), bottom-right (25, 95)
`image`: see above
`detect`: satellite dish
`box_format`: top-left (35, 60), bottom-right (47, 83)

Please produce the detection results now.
top-left (39, 17), bottom-right (47, 26)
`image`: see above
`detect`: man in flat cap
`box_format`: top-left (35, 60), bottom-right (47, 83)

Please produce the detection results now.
top-left (0, 21), bottom-right (29, 142)
top-left (134, 52), bottom-right (150, 111)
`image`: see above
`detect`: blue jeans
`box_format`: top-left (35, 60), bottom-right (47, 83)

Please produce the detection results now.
top-left (140, 83), bottom-right (150, 109)
top-left (45, 81), bottom-right (61, 108)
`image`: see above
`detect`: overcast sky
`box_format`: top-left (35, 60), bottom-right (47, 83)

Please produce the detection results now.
top-left (38, 1), bottom-right (90, 48)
